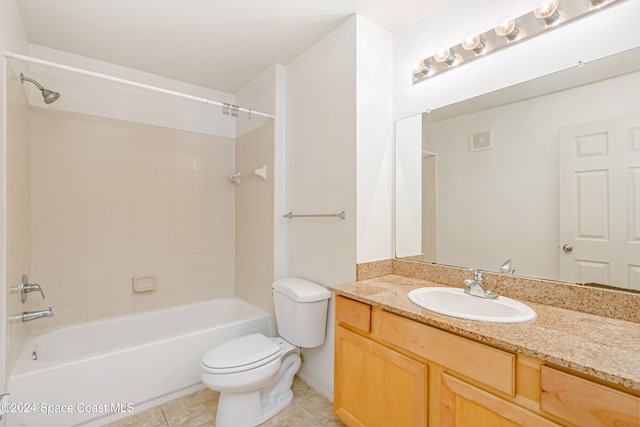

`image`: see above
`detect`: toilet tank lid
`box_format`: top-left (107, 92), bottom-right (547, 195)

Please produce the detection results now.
top-left (272, 277), bottom-right (331, 302)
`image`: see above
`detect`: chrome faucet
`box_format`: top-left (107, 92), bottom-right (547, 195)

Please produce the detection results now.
top-left (500, 259), bottom-right (516, 275)
top-left (22, 308), bottom-right (54, 322)
top-left (19, 274), bottom-right (46, 303)
top-left (464, 270), bottom-right (498, 299)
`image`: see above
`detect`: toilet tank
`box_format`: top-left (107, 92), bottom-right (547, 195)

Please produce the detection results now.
top-left (272, 277), bottom-right (331, 348)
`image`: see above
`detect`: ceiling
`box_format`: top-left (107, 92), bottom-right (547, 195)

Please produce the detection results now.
top-left (16, 0), bottom-right (449, 93)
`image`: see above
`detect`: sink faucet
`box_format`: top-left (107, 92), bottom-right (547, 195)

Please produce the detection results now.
top-left (22, 308), bottom-right (54, 322)
top-left (464, 270), bottom-right (498, 300)
top-left (500, 259), bottom-right (516, 275)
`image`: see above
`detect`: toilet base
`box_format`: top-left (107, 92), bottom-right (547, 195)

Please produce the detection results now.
top-left (214, 349), bottom-right (301, 427)
top-left (216, 388), bottom-right (293, 427)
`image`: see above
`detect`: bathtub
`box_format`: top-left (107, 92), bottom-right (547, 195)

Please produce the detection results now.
top-left (7, 298), bottom-right (271, 426)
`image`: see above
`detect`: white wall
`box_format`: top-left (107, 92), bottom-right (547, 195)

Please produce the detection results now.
top-left (1, 0), bottom-right (30, 396)
top-left (355, 16), bottom-right (394, 263)
top-left (236, 65), bottom-right (277, 138)
top-left (394, 0), bottom-right (640, 120)
top-left (284, 16), bottom-right (357, 398)
top-left (19, 45), bottom-right (237, 138)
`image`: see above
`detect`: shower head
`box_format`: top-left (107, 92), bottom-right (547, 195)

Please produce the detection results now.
top-left (20, 73), bottom-right (60, 104)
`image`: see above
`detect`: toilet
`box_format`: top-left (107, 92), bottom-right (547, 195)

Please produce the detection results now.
top-left (201, 277), bottom-right (331, 427)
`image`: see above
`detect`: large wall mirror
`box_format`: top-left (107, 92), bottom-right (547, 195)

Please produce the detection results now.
top-left (396, 46), bottom-right (640, 292)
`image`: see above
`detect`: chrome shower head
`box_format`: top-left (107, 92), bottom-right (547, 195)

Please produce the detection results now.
top-left (20, 73), bottom-right (60, 104)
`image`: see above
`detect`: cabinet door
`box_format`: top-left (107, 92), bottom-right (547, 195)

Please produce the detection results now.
top-left (334, 326), bottom-right (428, 427)
top-left (541, 366), bottom-right (640, 427)
top-left (441, 373), bottom-right (560, 427)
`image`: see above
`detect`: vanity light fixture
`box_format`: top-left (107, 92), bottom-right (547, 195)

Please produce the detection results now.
top-left (462, 33), bottom-right (486, 54)
top-left (494, 16), bottom-right (519, 41)
top-left (434, 46), bottom-right (457, 66)
top-left (412, 0), bottom-right (625, 85)
top-left (535, 0), bottom-right (561, 25)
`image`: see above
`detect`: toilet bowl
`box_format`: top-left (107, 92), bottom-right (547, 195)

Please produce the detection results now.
top-left (201, 334), bottom-right (300, 426)
top-left (200, 277), bottom-right (330, 427)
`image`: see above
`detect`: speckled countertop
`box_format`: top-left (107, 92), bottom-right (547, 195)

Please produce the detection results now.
top-left (329, 274), bottom-right (640, 392)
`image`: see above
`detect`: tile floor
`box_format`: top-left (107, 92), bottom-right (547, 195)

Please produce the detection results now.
top-left (103, 376), bottom-right (345, 427)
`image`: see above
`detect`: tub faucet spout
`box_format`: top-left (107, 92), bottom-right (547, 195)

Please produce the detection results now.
top-left (22, 308), bottom-right (53, 322)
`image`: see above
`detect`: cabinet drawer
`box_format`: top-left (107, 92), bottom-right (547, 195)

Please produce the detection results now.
top-left (541, 366), bottom-right (639, 427)
top-left (376, 310), bottom-right (515, 396)
top-left (335, 295), bottom-right (371, 333)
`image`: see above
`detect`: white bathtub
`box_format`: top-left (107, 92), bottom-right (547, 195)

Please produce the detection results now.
top-left (7, 298), bottom-right (271, 426)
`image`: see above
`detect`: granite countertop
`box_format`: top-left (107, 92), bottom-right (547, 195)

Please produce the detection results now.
top-left (329, 274), bottom-right (640, 391)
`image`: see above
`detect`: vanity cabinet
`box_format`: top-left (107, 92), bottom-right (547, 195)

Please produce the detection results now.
top-left (335, 326), bottom-right (428, 427)
top-left (333, 295), bottom-right (640, 427)
top-left (334, 295), bottom-right (428, 427)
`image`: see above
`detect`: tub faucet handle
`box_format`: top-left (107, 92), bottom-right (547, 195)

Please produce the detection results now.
top-left (19, 274), bottom-right (45, 303)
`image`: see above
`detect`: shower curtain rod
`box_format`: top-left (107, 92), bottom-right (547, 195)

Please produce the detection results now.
top-left (3, 51), bottom-right (275, 119)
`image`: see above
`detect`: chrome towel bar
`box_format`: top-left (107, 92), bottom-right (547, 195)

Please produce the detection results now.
top-left (283, 211), bottom-right (345, 220)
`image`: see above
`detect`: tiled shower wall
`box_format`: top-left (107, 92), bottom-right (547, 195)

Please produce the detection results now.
top-left (5, 69), bottom-right (33, 374)
top-left (234, 121), bottom-right (275, 333)
top-left (30, 108), bottom-right (236, 329)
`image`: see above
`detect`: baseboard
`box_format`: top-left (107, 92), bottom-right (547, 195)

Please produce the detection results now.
top-left (296, 366), bottom-right (334, 402)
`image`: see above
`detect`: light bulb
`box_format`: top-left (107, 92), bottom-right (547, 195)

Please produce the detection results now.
top-left (495, 16), bottom-right (519, 41)
top-left (535, 0), bottom-right (560, 25)
top-left (434, 46), bottom-right (456, 65)
top-left (461, 33), bottom-right (485, 54)
top-left (412, 59), bottom-right (430, 75)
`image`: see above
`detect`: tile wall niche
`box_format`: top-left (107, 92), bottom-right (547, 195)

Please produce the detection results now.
top-left (30, 108), bottom-right (236, 329)
top-left (5, 69), bottom-right (33, 374)
top-left (234, 121), bottom-right (275, 333)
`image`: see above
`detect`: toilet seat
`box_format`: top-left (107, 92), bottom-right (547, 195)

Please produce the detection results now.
top-left (202, 333), bottom-right (282, 374)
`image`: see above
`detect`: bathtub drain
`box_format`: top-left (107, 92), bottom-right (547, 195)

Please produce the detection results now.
top-left (31, 351), bottom-right (37, 360)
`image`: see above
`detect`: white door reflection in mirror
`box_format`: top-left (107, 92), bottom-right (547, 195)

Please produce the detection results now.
top-left (559, 114), bottom-right (640, 290)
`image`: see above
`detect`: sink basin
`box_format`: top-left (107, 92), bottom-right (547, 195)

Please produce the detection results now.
top-left (408, 287), bottom-right (536, 323)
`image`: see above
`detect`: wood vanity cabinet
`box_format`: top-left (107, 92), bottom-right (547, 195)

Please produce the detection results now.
top-left (334, 295), bottom-right (428, 427)
top-left (333, 295), bottom-right (640, 427)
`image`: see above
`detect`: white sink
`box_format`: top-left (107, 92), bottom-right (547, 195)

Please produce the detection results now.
top-left (408, 287), bottom-right (536, 323)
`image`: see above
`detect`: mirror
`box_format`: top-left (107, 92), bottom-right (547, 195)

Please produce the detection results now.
top-left (395, 46), bottom-right (640, 292)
